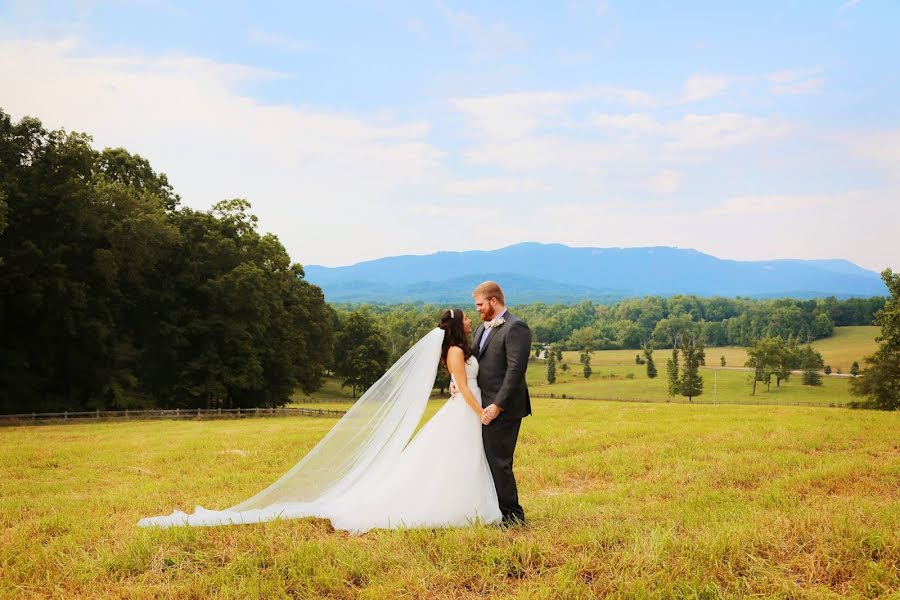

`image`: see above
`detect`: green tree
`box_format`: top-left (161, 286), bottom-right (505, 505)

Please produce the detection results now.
top-left (678, 333), bottom-right (704, 402)
top-left (824, 365), bottom-right (832, 375)
top-left (434, 365), bottom-right (450, 395)
top-left (546, 349), bottom-right (557, 384)
top-left (0, 110), bottom-right (333, 413)
top-left (643, 344), bottom-right (657, 379)
top-left (745, 337), bottom-right (785, 395)
top-left (850, 269), bottom-right (900, 410)
top-left (720, 355), bottom-right (726, 367)
top-left (581, 350), bottom-right (592, 380)
top-left (666, 347), bottom-right (680, 400)
top-left (799, 345), bottom-right (825, 386)
top-left (773, 338), bottom-right (800, 388)
top-left (850, 361), bottom-right (860, 377)
top-left (333, 310), bottom-right (390, 397)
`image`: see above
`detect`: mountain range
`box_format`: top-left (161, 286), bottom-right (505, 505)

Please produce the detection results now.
top-left (303, 243), bottom-right (888, 304)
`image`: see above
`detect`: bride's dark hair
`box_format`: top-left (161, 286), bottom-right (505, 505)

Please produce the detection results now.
top-left (439, 308), bottom-right (472, 366)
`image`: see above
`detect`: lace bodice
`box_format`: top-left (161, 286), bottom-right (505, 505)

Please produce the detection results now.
top-left (450, 356), bottom-right (479, 390)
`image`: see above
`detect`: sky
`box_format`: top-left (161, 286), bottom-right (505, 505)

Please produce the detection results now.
top-left (1, 1), bottom-right (898, 271)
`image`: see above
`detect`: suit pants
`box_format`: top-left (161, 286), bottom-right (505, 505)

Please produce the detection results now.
top-left (482, 417), bottom-right (525, 523)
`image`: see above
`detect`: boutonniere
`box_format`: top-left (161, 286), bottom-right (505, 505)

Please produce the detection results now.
top-left (491, 317), bottom-right (506, 328)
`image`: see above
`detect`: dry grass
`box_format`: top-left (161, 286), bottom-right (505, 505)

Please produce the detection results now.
top-left (1, 400), bottom-right (897, 598)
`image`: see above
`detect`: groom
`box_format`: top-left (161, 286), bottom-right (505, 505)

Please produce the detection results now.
top-left (471, 281), bottom-right (532, 526)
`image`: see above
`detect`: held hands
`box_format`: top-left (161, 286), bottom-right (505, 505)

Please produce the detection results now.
top-left (451, 381), bottom-right (499, 424)
top-left (481, 404), bottom-right (501, 426)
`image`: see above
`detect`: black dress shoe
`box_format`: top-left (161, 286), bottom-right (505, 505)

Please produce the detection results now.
top-left (500, 515), bottom-right (527, 528)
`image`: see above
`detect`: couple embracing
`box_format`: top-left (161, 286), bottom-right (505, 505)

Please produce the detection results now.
top-left (139, 281), bottom-right (532, 533)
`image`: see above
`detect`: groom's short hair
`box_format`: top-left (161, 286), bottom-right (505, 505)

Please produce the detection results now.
top-left (474, 281), bottom-right (505, 305)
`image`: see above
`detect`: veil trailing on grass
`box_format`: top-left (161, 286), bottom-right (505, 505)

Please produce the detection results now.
top-left (138, 328), bottom-right (445, 528)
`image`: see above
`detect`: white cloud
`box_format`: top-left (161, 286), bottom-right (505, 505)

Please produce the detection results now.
top-left (442, 177), bottom-right (550, 195)
top-left (680, 74), bottom-right (731, 103)
top-left (590, 112), bottom-right (660, 136)
top-left (0, 36), bottom-right (447, 265)
top-left (248, 28), bottom-right (307, 52)
top-left (664, 113), bottom-right (792, 151)
top-left (767, 68), bottom-right (825, 95)
top-left (452, 91), bottom-right (577, 140)
top-left (845, 129), bottom-right (900, 182)
top-left (842, 0), bottom-right (862, 9)
top-left (704, 194), bottom-right (832, 216)
top-left (590, 111), bottom-right (791, 151)
top-left (649, 170), bottom-right (682, 194)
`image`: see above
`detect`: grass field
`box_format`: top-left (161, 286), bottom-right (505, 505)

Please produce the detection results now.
top-left (524, 326), bottom-right (883, 407)
top-left (548, 326), bottom-right (879, 372)
top-left (2, 400), bottom-right (897, 598)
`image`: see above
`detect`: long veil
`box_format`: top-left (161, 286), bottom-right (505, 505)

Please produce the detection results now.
top-left (138, 328), bottom-right (445, 528)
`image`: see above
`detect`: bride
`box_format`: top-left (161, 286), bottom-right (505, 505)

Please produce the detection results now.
top-left (138, 308), bottom-right (502, 533)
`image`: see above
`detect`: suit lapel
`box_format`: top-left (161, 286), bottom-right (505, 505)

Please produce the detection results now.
top-left (478, 310), bottom-right (509, 357)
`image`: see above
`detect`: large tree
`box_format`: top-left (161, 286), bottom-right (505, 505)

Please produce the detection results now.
top-left (850, 269), bottom-right (900, 410)
top-left (677, 333), bottom-right (704, 402)
top-left (745, 337), bottom-right (786, 395)
top-left (0, 110), bottom-right (332, 413)
top-left (333, 310), bottom-right (390, 396)
top-left (799, 345), bottom-right (825, 386)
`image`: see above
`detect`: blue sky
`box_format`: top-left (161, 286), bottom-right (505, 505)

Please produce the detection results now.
top-left (2, 1), bottom-right (898, 271)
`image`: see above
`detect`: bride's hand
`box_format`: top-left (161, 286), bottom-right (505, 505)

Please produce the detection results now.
top-left (449, 381), bottom-right (460, 396)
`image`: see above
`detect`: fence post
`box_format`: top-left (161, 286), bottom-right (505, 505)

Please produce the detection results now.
top-left (96, 409), bottom-right (100, 419)
top-left (237, 407), bottom-right (241, 417)
top-left (32, 412), bottom-right (36, 421)
top-left (255, 407), bottom-right (259, 417)
top-left (197, 407), bottom-right (201, 417)
top-left (175, 408), bottom-right (180, 418)
top-left (125, 408), bottom-right (129, 420)
top-left (64, 411), bottom-right (68, 420)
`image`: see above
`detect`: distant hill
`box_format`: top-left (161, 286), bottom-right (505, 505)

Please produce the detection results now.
top-left (304, 243), bottom-right (888, 304)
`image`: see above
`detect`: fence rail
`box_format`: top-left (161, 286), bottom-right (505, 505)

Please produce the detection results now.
top-left (0, 406), bottom-right (346, 425)
top-left (531, 393), bottom-right (843, 408)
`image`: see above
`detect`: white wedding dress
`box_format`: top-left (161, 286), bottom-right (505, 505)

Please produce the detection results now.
top-left (138, 330), bottom-right (501, 533)
top-left (329, 355), bottom-right (501, 532)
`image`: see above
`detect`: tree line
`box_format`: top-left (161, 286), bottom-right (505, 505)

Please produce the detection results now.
top-left (2, 110), bottom-right (896, 413)
top-left (0, 110), bottom-right (333, 414)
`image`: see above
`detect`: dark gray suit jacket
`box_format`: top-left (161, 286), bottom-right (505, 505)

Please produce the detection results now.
top-left (474, 310), bottom-right (532, 421)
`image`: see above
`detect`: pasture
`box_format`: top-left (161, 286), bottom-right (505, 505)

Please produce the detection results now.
top-left (2, 399), bottom-right (897, 598)
top-left (525, 326), bottom-right (882, 407)
top-left (292, 326), bottom-right (880, 409)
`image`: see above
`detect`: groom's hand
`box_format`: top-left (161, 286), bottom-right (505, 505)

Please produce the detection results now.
top-left (481, 404), bottom-right (501, 425)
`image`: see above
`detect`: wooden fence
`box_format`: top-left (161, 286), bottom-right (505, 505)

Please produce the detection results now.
top-left (0, 406), bottom-right (346, 426)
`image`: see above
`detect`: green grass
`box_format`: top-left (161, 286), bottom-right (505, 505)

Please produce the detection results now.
top-left (810, 326), bottom-right (880, 372)
top-left (531, 360), bottom-right (857, 406)
top-left (2, 400), bottom-right (898, 598)
top-left (532, 326), bottom-right (883, 406)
